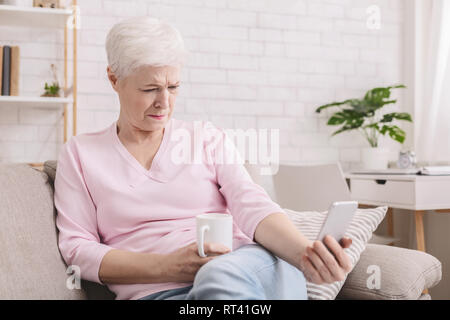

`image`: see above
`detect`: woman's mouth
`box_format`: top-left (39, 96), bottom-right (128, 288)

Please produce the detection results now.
top-left (148, 115), bottom-right (165, 120)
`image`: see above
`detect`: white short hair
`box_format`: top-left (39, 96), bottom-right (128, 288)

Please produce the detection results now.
top-left (105, 16), bottom-right (188, 80)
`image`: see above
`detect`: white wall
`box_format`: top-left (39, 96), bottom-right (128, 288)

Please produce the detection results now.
top-left (3, 0), bottom-right (448, 299)
top-left (0, 0), bottom-right (406, 171)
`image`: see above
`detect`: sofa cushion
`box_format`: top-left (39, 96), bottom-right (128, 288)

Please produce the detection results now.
top-left (43, 160), bottom-right (116, 300)
top-left (285, 206), bottom-right (387, 300)
top-left (337, 243), bottom-right (442, 300)
top-left (0, 163), bottom-right (87, 299)
top-left (44, 160), bottom-right (57, 184)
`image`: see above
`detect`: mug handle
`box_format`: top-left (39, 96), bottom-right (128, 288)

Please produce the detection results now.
top-left (198, 225), bottom-right (210, 258)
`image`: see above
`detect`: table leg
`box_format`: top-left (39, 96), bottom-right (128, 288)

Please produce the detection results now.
top-left (414, 211), bottom-right (426, 252)
top-left (386, 207), bottom-right (394, 245)
top-left (414, 210), bottom-right (428, 295)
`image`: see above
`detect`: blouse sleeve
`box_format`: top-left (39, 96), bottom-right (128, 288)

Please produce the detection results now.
top-left (207, 123), bottom-right (286, 241)
top-left (54, 138), bottom-right (114, 285)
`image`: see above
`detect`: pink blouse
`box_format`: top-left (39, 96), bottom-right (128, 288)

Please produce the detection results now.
top-left (54, 118), bottom-right (284, 300)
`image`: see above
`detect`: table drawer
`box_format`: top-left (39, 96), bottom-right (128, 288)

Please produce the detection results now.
top-left (350, 179), bottom-right (415, 205)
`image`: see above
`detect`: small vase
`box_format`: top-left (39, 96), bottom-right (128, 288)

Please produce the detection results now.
top-left (361, 147), bottom-right (390, 170)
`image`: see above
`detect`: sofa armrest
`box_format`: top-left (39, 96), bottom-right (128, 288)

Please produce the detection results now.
top-left (336, 244), bottom-right (442, 300)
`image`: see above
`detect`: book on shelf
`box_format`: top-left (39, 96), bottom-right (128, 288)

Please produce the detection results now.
top-left (10, 46), bottom-right (20, 96)
top-left (1, 45), bottom-right (10, 95)
top-left (1, 45), bottom-right (20, 96)
top-left (351, 166), bottom-right (450, 176)
top-left (0, 45), bottom-right (2, 92)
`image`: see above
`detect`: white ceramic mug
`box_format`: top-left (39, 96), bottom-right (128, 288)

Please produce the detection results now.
top-left (196, 213), bottom-right (233, 257)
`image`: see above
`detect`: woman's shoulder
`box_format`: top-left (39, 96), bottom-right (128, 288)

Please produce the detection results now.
top-left (62, 122), bottom-right (114, 157)
top-left (73, 122), bottom-right (112, 142)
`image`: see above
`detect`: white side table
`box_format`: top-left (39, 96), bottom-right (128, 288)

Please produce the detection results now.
top-left (345, 173), bottom-right (450, 253)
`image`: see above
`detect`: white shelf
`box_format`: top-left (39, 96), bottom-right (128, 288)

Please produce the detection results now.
top-left (0, 5), bottom-right (72, 28)
top-left (0, 95), bottom-right (72, 108)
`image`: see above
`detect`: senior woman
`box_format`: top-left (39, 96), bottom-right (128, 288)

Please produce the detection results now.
top-left (54, 16), bottom-right (353, 300)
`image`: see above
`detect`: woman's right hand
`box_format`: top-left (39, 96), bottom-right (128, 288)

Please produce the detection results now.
top-left (298, 236), bottom-right (353, 285)
top-left (163, 242), bottom-right (231, 282)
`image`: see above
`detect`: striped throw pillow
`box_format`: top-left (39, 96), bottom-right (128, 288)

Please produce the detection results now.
top-left (284, 206), bottom-right (387, 300)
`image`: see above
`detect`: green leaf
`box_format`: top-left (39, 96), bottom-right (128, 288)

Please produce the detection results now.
top-left (380, 112), bottom-right (413, 123)
top-left (390, 84), bottom-right (407, 89)
top-left (315, 99), bottom-right (355, 113)
top-left (327, 112), bottom-right (347, 125)
top-left (389, 126), bottom-right (406, 143)
top-left (379, 125), bottom-right (406, 143)
top-left (363, 85), bottom-right (406, 110)
top-left (363, 123), bottom-right (380, 130)
top-left (331, 118), bottom-right (365, 136)
top-left (380, 125), bottom-right (389, 135)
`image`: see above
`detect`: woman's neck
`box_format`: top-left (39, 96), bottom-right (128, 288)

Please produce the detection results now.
top-left (116, 118), bottom-right (164, 146)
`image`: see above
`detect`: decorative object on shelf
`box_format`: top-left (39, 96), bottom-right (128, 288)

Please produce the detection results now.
top-left (40, 63), bottom-right (60, 97)
top-left (315, 85), bottom-right (413, 170)
top-left (10, 45), bottom-right (20, 96)
top-left (42, 82), bottom-right (60, 97)
top-left (397, 150), bottom-right (417, 169)
top-left (1, 45), bottom-right (20, 96)
top-left (0, 45), bottom-right (2, 92)
top-left (0, 45), bottom-right (9, 96)
top-left (33, 0), bottom-right (60, 8)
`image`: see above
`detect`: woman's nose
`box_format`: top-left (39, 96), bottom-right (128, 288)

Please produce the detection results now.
top-left (154, 88), bottom-right (170, 109)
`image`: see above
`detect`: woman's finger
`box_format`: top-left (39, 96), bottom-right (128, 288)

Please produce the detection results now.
top-left (302, 255), bottom-right (323, 285)
top-left (203, 242), bottom-right (231, 256)
top-left (306, 246), bottom-right (334, 283)
top-left (340, 237), bottom-right (353, 248)
top-left (324, 236), bottom-right (352, 272)
top-left (312, 240), bottom-right (343, 281)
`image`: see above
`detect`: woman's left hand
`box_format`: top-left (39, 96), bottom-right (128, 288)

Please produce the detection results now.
top-left (299, 235), bottom-right (353, 285)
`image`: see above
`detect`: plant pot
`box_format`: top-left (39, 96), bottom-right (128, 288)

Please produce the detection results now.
top-left (361, 147), bottom-right (390, 170)
top-left (40, 93), bottom-right (60, 97)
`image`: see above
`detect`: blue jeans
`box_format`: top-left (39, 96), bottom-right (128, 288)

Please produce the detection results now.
top-left (139, 243), bottom-right (308, 300)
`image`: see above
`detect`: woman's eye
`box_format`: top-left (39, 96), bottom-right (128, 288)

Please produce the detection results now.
top-left (142, 86), bottom-right (179, 93)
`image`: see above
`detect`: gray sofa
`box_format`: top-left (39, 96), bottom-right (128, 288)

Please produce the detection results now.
top-left (0, 161), bottom-right (442, 300)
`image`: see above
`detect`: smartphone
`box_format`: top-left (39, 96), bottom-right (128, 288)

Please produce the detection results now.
top-left (316, 201), bottom-right (358, 244)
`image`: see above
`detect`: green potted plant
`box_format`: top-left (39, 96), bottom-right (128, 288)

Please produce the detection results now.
top-left (40, 63), bottom-right (61, 97)
top-left (41, 82), bottom-right (61, 97)
top-left (315, 84), bottom-right (413, 169)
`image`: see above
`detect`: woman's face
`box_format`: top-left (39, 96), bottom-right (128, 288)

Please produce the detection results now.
top-left (108, 64), bottom-right (181, 132)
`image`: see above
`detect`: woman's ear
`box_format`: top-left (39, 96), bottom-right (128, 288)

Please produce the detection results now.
top-left (107, 66), bottom-right (119, 92)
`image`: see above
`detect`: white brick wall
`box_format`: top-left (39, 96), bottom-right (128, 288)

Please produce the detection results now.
top-left (0, 0), bottom-right (406, 171)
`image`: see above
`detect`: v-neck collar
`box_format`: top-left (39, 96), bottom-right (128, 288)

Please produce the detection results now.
top-left (111, 118), bottom-right (173, 181)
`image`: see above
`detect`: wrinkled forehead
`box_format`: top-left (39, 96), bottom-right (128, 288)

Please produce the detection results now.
top-left (134, 65), bottom-right (181, 86)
